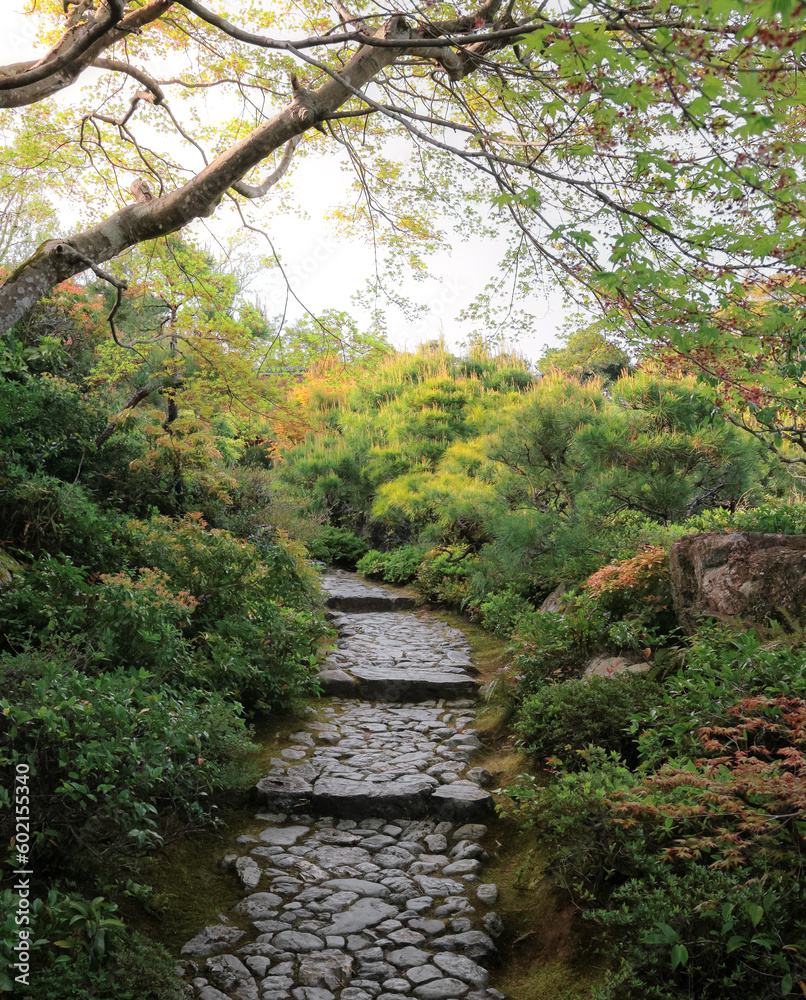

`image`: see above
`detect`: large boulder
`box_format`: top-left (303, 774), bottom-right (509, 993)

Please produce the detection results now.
top-left (669, 532), bottom-right (806, 629)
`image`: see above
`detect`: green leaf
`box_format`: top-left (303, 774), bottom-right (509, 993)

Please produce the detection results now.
top-left (671, 943), bottom-right (689, 970)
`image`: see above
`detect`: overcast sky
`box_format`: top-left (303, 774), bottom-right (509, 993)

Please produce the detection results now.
top-left (1, 5), bottom-right (566, 360)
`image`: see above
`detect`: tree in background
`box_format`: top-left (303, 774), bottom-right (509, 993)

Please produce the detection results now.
top-left (0, 1), bottom-right (804, 454)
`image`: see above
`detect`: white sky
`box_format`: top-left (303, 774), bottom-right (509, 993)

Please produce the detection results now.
top-left (0, 6), bottom-right (567, 361)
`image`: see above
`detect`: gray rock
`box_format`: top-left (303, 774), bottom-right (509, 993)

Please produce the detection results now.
top-left (259, 826), bottom-right (311, 846)
top-left (413, 979), bottom-right (470, 999)
top-left (244, 956), bottom-right (272, 977)
top-left (197, 987), bottom-right (231, 1000)
top-left (482, 912), bottom-right (504, 938)
top-left (442, 859), bottom-right (480, 877)
top-left (432, 931), bottom-right (496, 959)
top-left (236, 856), bottom-right (262, 890)
top-left (292, 988), bottom-right (335, 1000)
top-left (348, 666), bottom-right (478, 703)
top-left (406, 965), bottom-right (443, 985)
top-left (407, 918), bottom-right (446, 937)
top-left (181, 925), bottom-right (246, 957)
top-left (413, 875), bottom-right (465, 897)
top-left (430, 786), bottom-right (493, 823)
top-left (254, 773), bottom-right (313, 811)
top-left (318, 669), bottom-right (360, 697)
top-left (299, 951), bottom-right (354, 989)
top-left (452, 825), bottom-right (487, 841)
top-left (205, 954), bottom-right (258, 1000)
top-left (235, 892), bottom-right (284, 918)
top-left (271, 931), bottom-right (325, 952)
top-left (387, 947), bottom-right (432, 969)
top-left (475, 885), bottom-right (498, 906)
top-left (311, 776), bottom-right (438, 820)
top-left (322, 898), bottom-right (399, 936)
top-left (382, 980), bottom-right (412, 995)
top-left (433, 953), bottom-right (489, 989)
top-left (357, 961), bottom-right (397, 982)
top-left (465, 768), bottom-right (493, 788)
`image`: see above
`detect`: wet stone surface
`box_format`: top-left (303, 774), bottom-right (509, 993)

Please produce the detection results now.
top-left (180, 573), bottom-right (505, 1000)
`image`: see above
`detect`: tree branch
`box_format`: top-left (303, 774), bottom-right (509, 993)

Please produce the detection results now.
top-left (232, 135), bottom-right (302, 200)
top-left (95, 385), bottom-right (155, 448)
top-left (0, 0), bottom-right (174, 109)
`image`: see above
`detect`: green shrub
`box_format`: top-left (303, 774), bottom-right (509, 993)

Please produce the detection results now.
top-left (0, 374), bottom-right (105, 479)
top-left (306, 525), bottom-right (369, 567)
top-left (193, 607), bottom-right (325, 709)
top-left (479, 588), bottom-right (532, 637)
top-left (0, 555), bottom-right (91, 653)
top-left (510, 593), bottom-right (613, 691)
top-left (636, 625), bottom-right (806, 768)
top-left (0, 469), bottom-right (127, 567)
top-left (356, 545), bottom-right (423, 584)
top-left (0, 660), bottom-right (256, 861)
top-left (89, 568), bottom-right (196, 679)
top-left (126, 514), bottom-right (318, 623)
top-left (507, 739), bottom-right (806, 999)
top-left (516, 674), bottom-right (659, 769)
top-left (683, 496), bottom-right (806, 535)
top-left (0, 887), bottom-right (188, 1000)
top-left (414, 545), bottom-right (478, 606)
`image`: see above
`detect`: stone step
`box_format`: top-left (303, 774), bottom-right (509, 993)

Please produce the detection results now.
top-left (318, 666), bottom-right (479, 702)
top-left (326, 593), bottom-right (416, 613)
top-left (254, 773), bottom-right (494, 823)
top-left (321, 572), bottom-right (415, 613)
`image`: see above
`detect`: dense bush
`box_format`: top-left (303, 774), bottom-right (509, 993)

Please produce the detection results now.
top-left (0, 888), bottom-right (187, 999)
top-left (510, 594), bottom-right (613, 690)
top-left (0, 659), bottom-right (257, 862)
top-left (306, 525), bottom-right (369, 567)
top-left (356, 544), bottom-right (424, 584)
top-left (0, 469), bottom-right (127, 568)
top-left (478, 588), bottom-right (533, 637)
top-left (414, 545), bottom-right (479, 606)
top-left (507, 627), bottom-right (806, 999)
top-left (516, 674), bottom-right (659, 769)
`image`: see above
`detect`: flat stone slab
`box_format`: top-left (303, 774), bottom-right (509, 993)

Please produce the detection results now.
top-left (322, 572), bottom-right (415, 613)
top-left (430, 785), bottom-right (494, 822)
top-left (348, 666), bottom-right (478, 702)
top-left (321, 897), bottom-right (398, 935)
top-left (254, 773), bottom-right (313, 811)
top-left (311, 775), bottom-right (438, 819)
top-left (317, 668), bottom-right (359, 697)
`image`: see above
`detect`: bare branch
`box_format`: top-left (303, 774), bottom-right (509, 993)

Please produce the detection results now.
top-left (232, 136), bottom-right (302, 200)
top-left (93, 57), bottom-right (165, 105)
top-left (95, 385), bottom-right (155, 448)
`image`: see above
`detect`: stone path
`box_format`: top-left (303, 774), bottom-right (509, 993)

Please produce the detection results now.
top-left (179, 571), bottom-right (506, 1000)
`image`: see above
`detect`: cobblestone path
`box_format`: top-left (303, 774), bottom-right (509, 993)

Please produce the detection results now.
top-left (179, 571), bottom-right (506, 1000)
